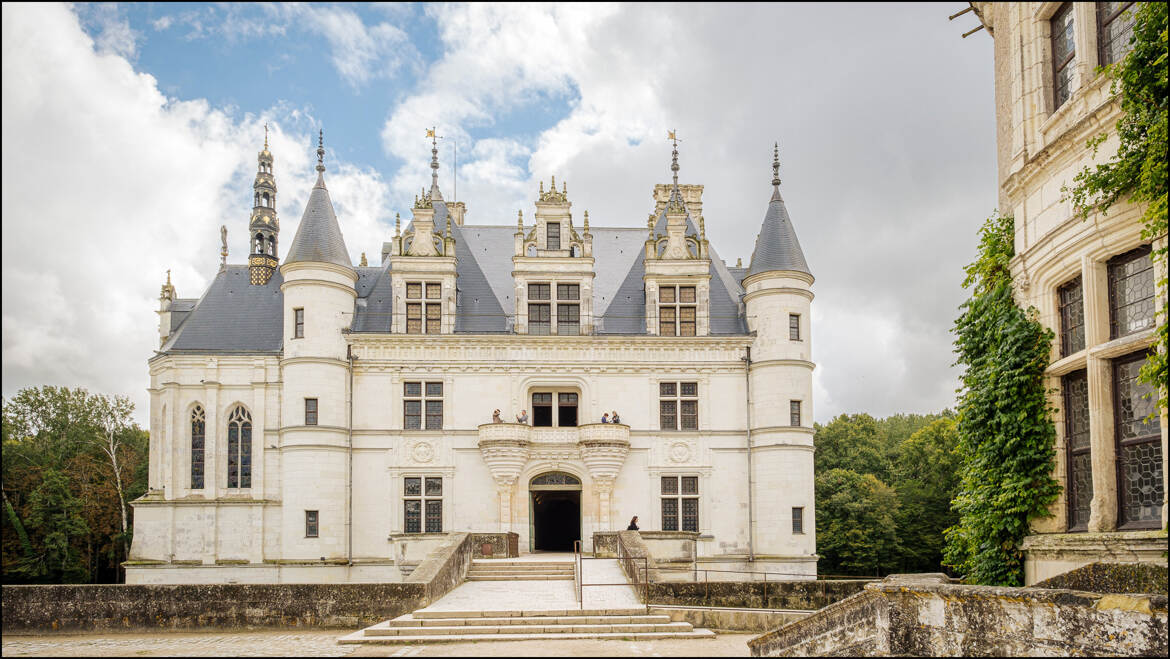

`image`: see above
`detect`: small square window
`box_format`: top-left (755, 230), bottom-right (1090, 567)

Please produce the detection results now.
top-left (426, 283), bottom-right (441, 299)
top-left (426, 382), bottom-right (443, 397)
top-left (660, 382), bottom-right (677, 397)
top-left (404, 382), bottom-right (422, 397)
top-left (661, 476), bottom-right (679, 495)
top-left (530, 283), bottom-right (550, 300)
top-left (406, 283), bottom-right (422, 299)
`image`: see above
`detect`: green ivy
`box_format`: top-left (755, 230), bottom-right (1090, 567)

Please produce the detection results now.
top-left (1067, 1), bottom-right (1168, 411)
top-left (943, 212), bottom-right (1061, 587)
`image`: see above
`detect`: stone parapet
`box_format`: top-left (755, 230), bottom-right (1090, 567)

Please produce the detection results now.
top-left (1021, 530), bottom-right (1168, 585)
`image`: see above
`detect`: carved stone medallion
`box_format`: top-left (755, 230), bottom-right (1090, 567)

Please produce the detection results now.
top-left (411, 441), bottom-right (435, 464)
top-left (669, 441), bottom-right (692, 463)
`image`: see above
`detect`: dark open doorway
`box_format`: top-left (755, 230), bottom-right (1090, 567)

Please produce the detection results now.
top-left (531, 490), bottom-right (581, 551)
top-left (529, 471), bottom-right (582, 552)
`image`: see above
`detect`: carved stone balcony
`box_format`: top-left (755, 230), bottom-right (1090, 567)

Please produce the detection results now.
top-left (476, 422), bottom-right (630, 486)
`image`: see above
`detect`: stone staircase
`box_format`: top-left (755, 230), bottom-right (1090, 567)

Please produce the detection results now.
top-left (466, 559), bottom-right (574, 581)
top-left (338, 607), bottom-right (716, 644)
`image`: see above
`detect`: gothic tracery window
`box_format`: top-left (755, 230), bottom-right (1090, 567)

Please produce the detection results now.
top-left (226, 405), bottom-right (252, 489)
top-left (1113, 351), bottom-right (1163, 528)
top-left (191, 405), bottom-right (205, 490)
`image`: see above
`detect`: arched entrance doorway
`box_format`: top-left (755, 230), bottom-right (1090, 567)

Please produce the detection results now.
top-left (529, 472), bottom-right (581, 552)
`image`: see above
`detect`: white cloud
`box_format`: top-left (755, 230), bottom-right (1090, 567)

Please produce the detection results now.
top-left (1, 3), bottom-right (392, 424)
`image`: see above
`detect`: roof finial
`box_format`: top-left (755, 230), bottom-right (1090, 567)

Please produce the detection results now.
top-left (316, 129), bottom-right (325, 173)
top-left (395, 212), bottom-right (401, 237)
top-left (668, 130), bottom-right (680, 188)
top-left (166, 269), bottom-right (172, 286)
top-left (359, 252), bottom-right (368, 267)
top-left (263, 122), bottom-right (269, 150)
top-left (220, 225), bottom-right (228, 270)
top-left (583, 210), bottom-right (590, 232)
top-left (517, 209), bottom-right (524, 230)
top-left (427, 127), bottom-right (440, 191)
top-left (772, 142), bottom-right (781, 188)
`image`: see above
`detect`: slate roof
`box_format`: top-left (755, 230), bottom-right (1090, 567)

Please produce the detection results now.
top-left (746, 187), bottom-right (810, 277)
top-left (284, 173), bottom-right (353, 269)
top-left (161, 266), bottom-right (283, 354)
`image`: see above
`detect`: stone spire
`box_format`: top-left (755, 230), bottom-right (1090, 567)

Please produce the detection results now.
top-left (249, 124), bottom-right (280, 285)
top-left (284, 131), bottom-right (353, 269)
top-left (428, 127), bottom-right (443, 201)
top-left (747, 141), bottom-right (810, 276)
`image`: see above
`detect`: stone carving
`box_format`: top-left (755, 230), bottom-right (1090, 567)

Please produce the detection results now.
top-left (411, 441), bottom-right (434, 464)
top-left (669, 441), bottom-right (692, 463)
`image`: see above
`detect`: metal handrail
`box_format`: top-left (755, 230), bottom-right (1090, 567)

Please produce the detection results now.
top-left (573, 537), bottom-right (649, 614)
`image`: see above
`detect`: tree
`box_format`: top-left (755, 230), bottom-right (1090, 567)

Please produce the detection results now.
top-left (944, 212), bottom-right (1060, 586)
top-left (1067, 1), bottom-right (1168, 412)
top-left (89, 394), bottom-right (135, 565)
top-left (891, 418), bottom-right (960, 573)
top-left (15, 469), bottom-right (90, 583)
top-left (815, 468), bottom-right (901, 576)
top-left (814, 413), bottom-right (889, 482)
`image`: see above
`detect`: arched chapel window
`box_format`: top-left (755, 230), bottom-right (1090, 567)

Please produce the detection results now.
top-left (227, 405), bottom-right (252, 489)
top-left (191, 405), bottom-right (205, 489)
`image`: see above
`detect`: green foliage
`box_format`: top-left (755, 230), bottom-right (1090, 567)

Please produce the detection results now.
top-left (2, 386), bottom-right (148, 584)
top-left (815, 468), bottom-right (901, 576)
top-left (892, 418), bottom-right (961, 573)
top-left (813, 410), bottom-right (958, 576)
top-left (1067, 2), bottom-right (1169, 411)
top-left (14, 469), bottom-right (90, 583)
top-left (944, 212), bottom-right (1061, 587)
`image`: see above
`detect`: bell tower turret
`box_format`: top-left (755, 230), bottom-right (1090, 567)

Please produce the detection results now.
top-left (249, 124), bottom-right (280, 285)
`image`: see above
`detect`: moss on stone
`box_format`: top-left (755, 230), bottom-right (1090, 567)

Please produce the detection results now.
top-left (1033, 562), bottom-right (1168, 595)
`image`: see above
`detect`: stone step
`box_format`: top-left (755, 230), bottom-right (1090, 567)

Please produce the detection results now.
top-left (467, 574), bottom-right (574, 581)
top-left (467, 568), bottom-right (575, 575)
top-left (364, 622), bottom-right (694, 637)
top-left (383, 614), bottom-right (672, 628)
top-left (338, 629), bottom-right (717, 645)
top-left (470, 562), bottom-right (574, 568)
top-left (413, 607), bottom-right (646, 620)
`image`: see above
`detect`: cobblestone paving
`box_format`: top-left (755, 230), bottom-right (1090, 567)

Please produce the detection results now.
top-left (2, 630), bottom-right (356, 657)
top-left (3, 631), bottom-right (754, 657)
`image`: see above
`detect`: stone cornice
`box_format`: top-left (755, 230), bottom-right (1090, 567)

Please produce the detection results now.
top-left (280, 356), bottom-right (349, 368)
top-left (743, 287), bottom-right (814, 303)
top-left (741, 270), bottom-right (815, 288)
top-left (280, 277), bottom-right (358, 297)
top-left (279, 260), bottom-right (358, 282)
top-left (751, 359), bottom-right (816, 371)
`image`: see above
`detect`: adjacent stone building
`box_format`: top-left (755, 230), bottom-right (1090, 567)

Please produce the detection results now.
top-left (972, 2), bottom-right (1166, 584)
top-left (129, 133), bottom-right (819, 584)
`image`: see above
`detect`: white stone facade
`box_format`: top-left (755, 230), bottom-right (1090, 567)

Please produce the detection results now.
top-left (974, 2), bottom-right (1167, 584)
top-left (128, 144), bottom-right (818, 584)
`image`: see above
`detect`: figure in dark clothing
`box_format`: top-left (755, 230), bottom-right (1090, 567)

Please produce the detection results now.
top-left (627, 516), bottom-right (639, 531)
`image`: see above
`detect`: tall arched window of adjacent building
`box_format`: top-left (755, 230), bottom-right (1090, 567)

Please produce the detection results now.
top-left (226, 405), bottom-right (252, 489)
top-left (191, 405), bottom-right (206, 489)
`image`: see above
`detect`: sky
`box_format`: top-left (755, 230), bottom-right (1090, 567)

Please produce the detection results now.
top-left (1, 2), bottom-right (996, 427)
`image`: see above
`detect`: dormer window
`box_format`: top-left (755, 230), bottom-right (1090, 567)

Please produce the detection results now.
top-left (557, 284), bottom-right (580, 336)
top-left (659, 285), bottom-right (696, 336)
top-left (547, 222), bottom-right (561, 250)
top-left (405, 282), bottom-right (442, 334)
top-left (529, 283), bottom-right (551, 335)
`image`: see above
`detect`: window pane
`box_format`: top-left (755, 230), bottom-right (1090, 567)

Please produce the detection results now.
top-left (227, 423), bottom-right (239, 488)
top-left (661, 476), bottom-right (678, 495)
top-left (660, 382), bottom-right (676, 397)
top-left (557, 283), bottom-right (580, 300)
top-left (1108, 246), bottom-right (1155, 338)
top-left (425, 477), bottom-right (443, 496)
top-left (406, 303), bottom-right (422, 334)
top-left (559, 393), bottom-right (578, 405)
top-left (792, 507), bottom-right (804, 534)
top-left (404, 400), bottom-right (421, 429)
top-left (426, 283), bottom-right (441, 299)
top-left (1052, 2), bottom-right (1075, 108)
top-left (1063, 371), bottom-right (1091, 451)
top-left (679, 287), bottom-right (696, 303)
top-left (681, 476), bottom-right (698, 494)
top-left (405, 382), bottom-right (422, 397)
top-left (407, 283), bottom-right (422, 299)
top-left (1098, 1), bottom-right (1136, 66)
top-left (791, 401), bottom-right (801, 427)
top-left (679, 307), bottom-right (696, 337)
top-left (306, 511), bottom-right (318, 538)
top-left (426, 382), bottom-right (443, 397)
top-left (660, 400), bottom-right (677, 430)
top-left (547, 222), bottom-right (561, 250)
top-left (404, 500), bottom-right (421, 533)
top-left (661, 498), bottom-right (678, 531)
top-left (425, 400), bottom-right (443, 429)
top-left (790, 314), bottom-right (800, 341)
top-left (1059, 276), bottom-right (1085, 356)
top-left (529, 283), bottom-right (550, 300)
top-left (425, 499), bottom-right (443, 533)
top-left (1119, 441), bottom-right (1164, 525)
top-left (295, 309), bottom-right (304, 338)
top-left (1115, 353), bottom-right (1161, 441)
top-left (533, 392), bottom-right (553, 404)
top-left (660, 286), bottom-right (676, 303)
top-left (305, 398), bottom-right (317, 425)
top-left (404, 477), bottom-right (422, 496)
top-left (240, 421), bottom-right (251, 489)
top-left (680, 400), bottom-right (697, 429)
top-left (426, 303), bottom-right (441, 334)
top-left (529, 303), bottom-right (550, 335)
top-left (680, 382), bottom-right (697, 397)
top-left (1068, 451), bottom-right (1093, 531)
top-left (558, 304), bottom-right (580, 335)
top-left (681, 498), bottom-right (698, 532)
top-left (191, 407), bottom-right (205, 490)
top-left (659, 306), bottom-right (676, 336)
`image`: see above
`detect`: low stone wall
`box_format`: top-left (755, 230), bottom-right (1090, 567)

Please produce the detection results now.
top-left (1, 582), bottom-right (427, 634)
top-left (649, 579), bottom-right (871, 610)
top-left (650, 605), bottom-right (812, 632)
top-left (1033, 561), bottom-right (1168, 595)
top-left (470, 532), bottom-right (519, 559)
top-left (407, 532), bottom-right (473, 603)
top-left (593, 532), bottom-right (618, 557)
top-left (748, 573), bottom-right (1170, 656)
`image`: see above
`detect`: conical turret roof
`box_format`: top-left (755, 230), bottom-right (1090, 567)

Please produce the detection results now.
top-left (283, 134), bottom-right (352, 269)
top-left (747, 145), bottom-right (810, 277)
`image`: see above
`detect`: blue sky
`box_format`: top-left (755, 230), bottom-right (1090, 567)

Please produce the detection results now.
top-left (3, 3), bottom-right (997, 424)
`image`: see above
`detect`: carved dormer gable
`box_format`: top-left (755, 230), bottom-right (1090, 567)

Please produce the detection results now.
top-left (512, 176), bottom-right (596, 335)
